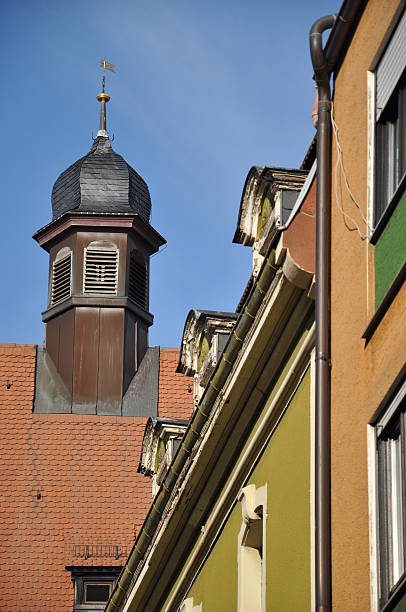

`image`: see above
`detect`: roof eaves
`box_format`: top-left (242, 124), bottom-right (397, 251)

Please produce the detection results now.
top-left (324, 0), bottom-right (367, 78)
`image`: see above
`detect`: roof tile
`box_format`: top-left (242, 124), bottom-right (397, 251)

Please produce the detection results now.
top-left (0, 343), bottom-right (191, 610)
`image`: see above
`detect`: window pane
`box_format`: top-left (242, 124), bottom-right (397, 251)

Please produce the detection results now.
top-left (387, 119), bottom-right (397, 203)
top-left (375, 68), bottom-right (406, 226)
top-left (400, 84), bottom-right (406, 179)
top-left (376, 122), bottom-right (389, 223)
top-left (84, 582), bottom-right (111, 603)
top-left (390, 436), bottom-right (404, 586)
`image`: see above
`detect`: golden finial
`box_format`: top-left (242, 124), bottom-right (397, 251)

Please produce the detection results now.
top-left (96, 58), bottom-right (115, 135)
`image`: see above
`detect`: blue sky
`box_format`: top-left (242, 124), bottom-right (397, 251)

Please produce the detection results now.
top-left (1, 0), bottom-right (340, 348)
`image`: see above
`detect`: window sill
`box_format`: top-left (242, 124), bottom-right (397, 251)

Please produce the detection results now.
top-left (371, 171), bottom-right (406, 245)
top-left (381, 573), bottom-right (406, 611)
top-left (362, 257), bottom-right (406, 344)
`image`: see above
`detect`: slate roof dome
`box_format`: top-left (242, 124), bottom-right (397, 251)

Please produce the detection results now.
top-left (51, 135), bottom-right (151, 223)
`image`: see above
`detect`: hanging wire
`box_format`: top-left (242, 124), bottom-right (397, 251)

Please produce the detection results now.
top-left (331, 101), bottom-right (372, 240)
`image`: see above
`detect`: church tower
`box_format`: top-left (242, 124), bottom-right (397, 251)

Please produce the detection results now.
top-left (33, 64), bottom-right (165, 415)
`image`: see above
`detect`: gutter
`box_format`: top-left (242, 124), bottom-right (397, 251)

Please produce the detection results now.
top-left (309, 3), bottom-right (365, 610)
top-left (106, 246), bottom-right (279, 611)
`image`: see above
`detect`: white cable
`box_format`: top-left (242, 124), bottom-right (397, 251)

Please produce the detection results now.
top-left (331, 101), bottom-right (372, 240)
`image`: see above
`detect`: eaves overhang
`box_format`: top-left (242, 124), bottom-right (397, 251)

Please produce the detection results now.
top-left (323, 0), bottom-right (367, 79)
top-left (33, 211), bottom-right (166, 254)
top-left (41, 295), bottom-right (154, 326)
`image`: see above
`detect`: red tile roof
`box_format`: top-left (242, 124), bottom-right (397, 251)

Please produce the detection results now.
top-left (158, 348), bottom-right (194, 420)
top-left (0, 344), bottom-right (193, 611)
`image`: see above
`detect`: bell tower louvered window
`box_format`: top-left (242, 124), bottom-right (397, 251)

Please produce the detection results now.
top-left (129, 251), bottom-right (147, 309)
top-left (83, 241), bottom-right (119, 295)
top-left (51, 248), bottom-right (72, 305)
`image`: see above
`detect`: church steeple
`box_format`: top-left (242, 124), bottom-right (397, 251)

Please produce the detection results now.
top-left (33, 66), bottom-right (166, 415)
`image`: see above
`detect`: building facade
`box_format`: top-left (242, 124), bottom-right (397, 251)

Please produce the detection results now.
top-left (327, 2), bottom-right (406, 610)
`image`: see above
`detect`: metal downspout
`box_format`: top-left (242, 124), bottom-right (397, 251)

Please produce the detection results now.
top-left (309, 14), bottom-right (336, 612)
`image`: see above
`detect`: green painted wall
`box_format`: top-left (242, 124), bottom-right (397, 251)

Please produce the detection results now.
top-left (181, 505), bottom-right (240, 612)
top-left (394, 593), bottom-right (406, 612)
top-left (255, 369), bottom-right (310, 611)
top-left (184, 369), bottom-right (311, 611)
top-left (375, 190), bottom-right (406, 306)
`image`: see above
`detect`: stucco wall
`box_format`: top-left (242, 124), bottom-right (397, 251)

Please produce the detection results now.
top-left (330, 1), bottom-right (404, 609)
top-left (183, 369), bottom-right (311, 611)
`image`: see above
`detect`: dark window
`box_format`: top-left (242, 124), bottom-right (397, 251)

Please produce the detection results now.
top-left (84, 582), bottom-right (111, 603)
top-left (377, 404), bottom-right (406, 609)
top-left (375, 70), bottom-right (406, 226)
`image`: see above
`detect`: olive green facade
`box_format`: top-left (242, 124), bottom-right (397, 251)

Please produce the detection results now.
top-left (183, 370), bottom-right (311, 611)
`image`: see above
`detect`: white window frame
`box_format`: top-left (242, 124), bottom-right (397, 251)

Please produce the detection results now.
top-left (179, 596), bottom-right (202, 612)
top-left (368, 383), bottom-right (406, 611)
top-left (368, 8), bottom-right (406, 242)
top-left (237, 483), bottom-right (267, 612)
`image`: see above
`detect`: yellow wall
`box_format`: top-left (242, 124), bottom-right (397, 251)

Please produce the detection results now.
top-left (184, 369), bottom-right (311, 611)
top-left (330, 1), bottom-right (404, 609)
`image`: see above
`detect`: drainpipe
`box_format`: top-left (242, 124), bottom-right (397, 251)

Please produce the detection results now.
top-left (310, 14), bottom-right (336, 612)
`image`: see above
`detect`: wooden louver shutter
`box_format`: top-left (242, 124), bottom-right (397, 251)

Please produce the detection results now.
top-left (84, 246), bottom-right (119, 295)
top-left (51, 252), bottom-right (72, 305)
top-left (129, 253), bottom-right (147, 308)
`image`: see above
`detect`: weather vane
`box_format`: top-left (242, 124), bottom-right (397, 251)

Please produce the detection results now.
top-left (99, 57), bottom-right (115, 93)
top-left (96, 58), bottom-right (115, 136)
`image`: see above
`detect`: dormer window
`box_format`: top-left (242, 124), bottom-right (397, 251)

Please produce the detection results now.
top-left (233, 167), bottom-right (308, 276)
top-left (51, 247), bottom-right (72, 305)
top-left (177, 310), bottom-right (238, 407)
top-left (129, 250), bottom-right (147, 308)
top-left (68, 566), bottom-right (121, 612)
top-left (138, 417), bottom-right (189, 496)
top-left (198, 332), bottom-right (230, 390)
top-left (83, 241), bottom-right (118, 295)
